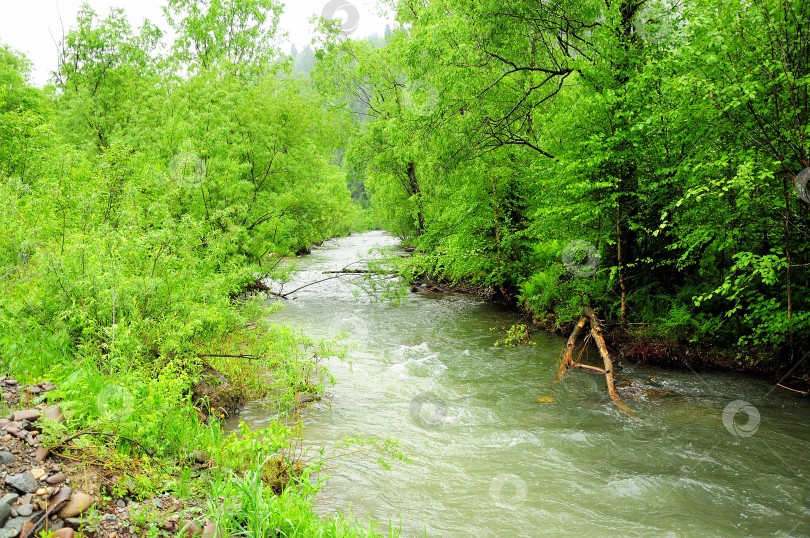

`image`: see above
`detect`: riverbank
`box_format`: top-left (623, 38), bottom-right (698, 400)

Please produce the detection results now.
top-left (408, 274), bottom-right (810, 396)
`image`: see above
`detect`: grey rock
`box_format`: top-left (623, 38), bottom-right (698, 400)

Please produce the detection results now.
top-left (0, 502), bottom-right (10, 526)
top-left (5, 379), bottom-right (17, 386)
top-left (5, 471), bottom-right (37, 493)
top-left (0, 451), bottom-right (15, 464)
top-left (116, 499), bottom-right (126, 508)
top-left (3, 514), bottom-right (36, 533)
top-left (0, 529), bottom-right (16, 538)
top-left (64, 518), bottom-right (87, 529)
top-left (0, 493), bottom-right (19, 505)
top-left (16, 504), bottom-right (34, 517)
top-left (154, 499), bottom-right (164, 510)
top-left (25, 385), bottom-right (41, 395)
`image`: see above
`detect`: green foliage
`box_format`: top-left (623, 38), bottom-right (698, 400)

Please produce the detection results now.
top-left (321, 0), bottom-right (809, 364)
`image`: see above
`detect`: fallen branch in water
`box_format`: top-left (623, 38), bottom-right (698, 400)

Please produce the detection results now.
top-left (556, 307), bottom-right (632, 414)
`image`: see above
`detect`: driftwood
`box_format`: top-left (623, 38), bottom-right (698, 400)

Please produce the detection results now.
top-left (322, 269), bottom-right (396, 275)
top-left (556, 307), bottom-right (631, 414)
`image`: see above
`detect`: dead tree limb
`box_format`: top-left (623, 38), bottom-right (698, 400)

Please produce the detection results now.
top-left (556, 316), bottom-right (589, 381)
top-left (583, 307), bottom-right (631, 414)
top-left (556, 307), bottom-right (631, 414)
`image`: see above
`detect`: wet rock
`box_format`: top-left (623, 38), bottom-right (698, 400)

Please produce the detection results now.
top-left (15, 504), bottom-right (34, 517)
top-left (0, 451), bottom-right (16, 464)
top-left (64, 517), bottom-right (88, 530)
top-left (33, 447), bottom-right (49, 462)
top-left (202, 521), bottom-right (218, 537)
top-left (47, 487), bottom-right (71, 514)
top-left (3, 514), bottom-right (36, 535)
top-left (11, 410), bottom-right (39, 423)
top-left (191, 367), bottom-right (243, 418)
top-left (180, 520), bottom-right (203, 536)
top-left (5, 472), bottom-right (37, 494)
top-left (58, 492), bottom-right (94, 519)
top-left (43, 406), bottom-right (64, 424)
top-left (46, 473), bottom-right (66, 485)
top-left (0, 502), bottom-right (9, 526)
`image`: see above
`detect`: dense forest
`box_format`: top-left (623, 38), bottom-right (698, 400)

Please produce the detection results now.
top-left (316, 0), bottom-right (809, 370)
top-left (0, 0), bottom-right (808, 534)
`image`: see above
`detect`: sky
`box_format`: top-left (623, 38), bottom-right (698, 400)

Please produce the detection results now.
top-left (0, 0), bottom-right (394, 86)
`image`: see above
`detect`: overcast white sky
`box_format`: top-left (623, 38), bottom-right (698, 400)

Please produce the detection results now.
top-left (0, 0), bottom-right (393, 86)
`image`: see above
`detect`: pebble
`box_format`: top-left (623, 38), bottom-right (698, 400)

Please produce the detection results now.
top-left (46, 473), bottom-right (66, 485)
top-left (0, 452), bottom-right (16, 464)
top-left (116, 499), bottom-right (126, 508)
top-left (30, 468), bottom-right (45, 480)
top-left (154, 499), bottom-right (164, 510)
top-left (5, 379), bottom-right (17, 386)
top-left (15, 504), bottom-right (34, 517)
top-left (53, 529), bottom-right (75, 538)
top-left (35, 487), bottom-right (47, 496)
top-left (34, 447), bottom-right (49, 462)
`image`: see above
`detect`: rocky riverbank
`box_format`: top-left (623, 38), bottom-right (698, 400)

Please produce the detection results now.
top-left (0, 377), bottom-right (218, 537)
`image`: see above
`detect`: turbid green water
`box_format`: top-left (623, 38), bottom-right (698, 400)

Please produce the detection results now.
top-left (242, 231), bottom-right (810, 536)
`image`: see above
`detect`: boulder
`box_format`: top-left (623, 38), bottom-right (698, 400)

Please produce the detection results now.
top-left (12, 410), bottom-right (40, 422)
top-left (191, 367), bottom-right (243, 418)
top-left (58, 492), bottom-right (94, 519)
top-left (5, 472), bottom-right (37, 494)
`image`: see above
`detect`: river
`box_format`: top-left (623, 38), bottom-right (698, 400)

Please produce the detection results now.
top-left (240, 231), bottom-right (810, 536)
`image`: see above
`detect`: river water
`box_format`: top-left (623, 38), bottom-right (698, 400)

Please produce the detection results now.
top-left (242, 231), bottom-right (810, 536)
